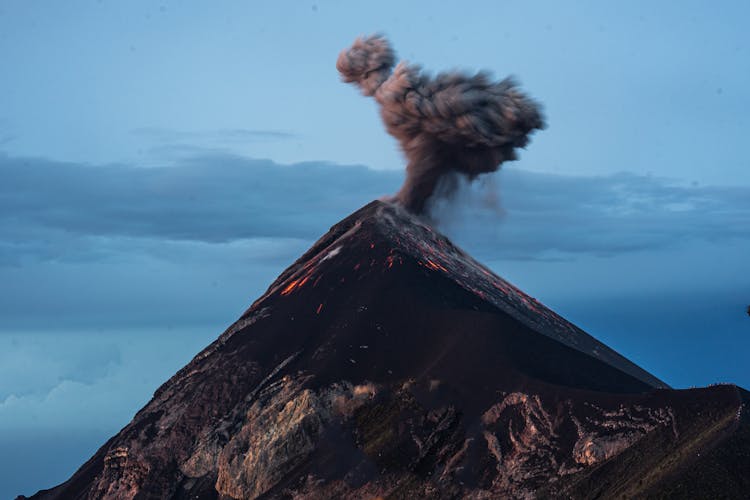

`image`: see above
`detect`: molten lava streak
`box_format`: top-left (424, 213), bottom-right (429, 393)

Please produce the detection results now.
top-left (280, 275), bottom-right (311, 296)
top-left (422, 259), bottom-right (448, 272)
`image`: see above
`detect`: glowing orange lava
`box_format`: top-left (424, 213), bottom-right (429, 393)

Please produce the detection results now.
top-left (280, 279), bottom-right (301, 296)
top-left (420, 259), bottom-right (447, 272)
top-left (280, 271), bottom-right (314, 296)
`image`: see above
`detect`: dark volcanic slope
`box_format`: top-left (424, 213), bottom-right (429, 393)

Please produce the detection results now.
top-left (266, 200), bottom-right (668, 389)
top-left (25, 201), bottom-right (748, 499)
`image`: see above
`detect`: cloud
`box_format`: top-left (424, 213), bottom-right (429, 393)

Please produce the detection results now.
top-left (0, 235), bottom-right (312, 330)
top-left (0, 333), bottom-right (121, 400)
top-left (123, 127), bottom-right (302, 164)
top-left (1, 150), bottom-right (747, 331)
top-left (0, 153), bottom-right (400, 253)
top-left (432, 169), bottom-right (750, 261)
top-left (130, 127), bottom-right (299, 142)
top-left (0, 327), bottom-right (218, 498)
top-left (129, 127), bottom-right (300, 161)
top-left (0, 329), bottom-right (212, 432)
top-left (2, 153), bottom-right (748, 263)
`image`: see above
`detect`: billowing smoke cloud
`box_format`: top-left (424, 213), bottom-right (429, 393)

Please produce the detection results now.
top-left (337, 35), bottom-right (546, 213)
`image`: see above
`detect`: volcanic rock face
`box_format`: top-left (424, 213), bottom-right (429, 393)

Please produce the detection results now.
top-left (24, 201), bottom-right (750, 499)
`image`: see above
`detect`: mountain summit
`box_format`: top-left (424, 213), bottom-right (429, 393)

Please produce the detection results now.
top-left (24, 201), bottom-right (749, 499)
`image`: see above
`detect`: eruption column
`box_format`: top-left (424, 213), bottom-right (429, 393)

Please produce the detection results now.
top-left (337, 34), bottom-right (546, 213)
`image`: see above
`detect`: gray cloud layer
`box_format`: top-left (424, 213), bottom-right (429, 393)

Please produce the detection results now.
top-left (1, 152), bottom-right (747, 266)
top-left (0, 153), bottom-right (398, 249)
top-left (435, 170), bottom-right (750, 260)
top-left (2, 150), bottom-right (747, 330)
top-left (131, 127), bottom-right (298, 143)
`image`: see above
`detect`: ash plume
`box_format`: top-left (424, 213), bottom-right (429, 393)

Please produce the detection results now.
top-left (337, 34), bottom-right (546, 213)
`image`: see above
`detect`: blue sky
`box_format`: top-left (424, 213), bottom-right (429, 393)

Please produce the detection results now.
top-left (1, 1), bottom-right (749, 496)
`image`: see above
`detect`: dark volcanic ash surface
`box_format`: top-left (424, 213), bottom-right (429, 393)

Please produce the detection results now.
top-left (22, 201), bottom-right (750, 499)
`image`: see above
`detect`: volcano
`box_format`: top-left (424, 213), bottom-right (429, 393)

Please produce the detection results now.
top-left (23, 201), bottom-right (749, 499)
